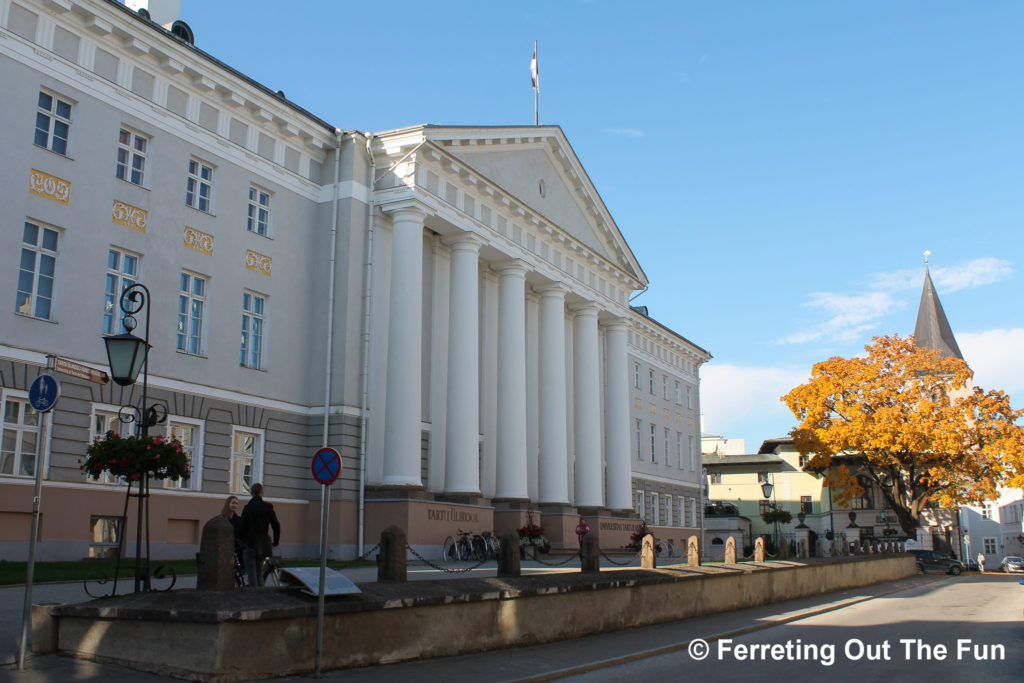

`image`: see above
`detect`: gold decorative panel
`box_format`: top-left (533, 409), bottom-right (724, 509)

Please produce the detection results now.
top-left (29, 169), bottom-right (70, 205)
top-left (245, 249), bottom-right (272, 276)
top-left (112, 200), bottom-right (147, 233)
top-left (184, 226), bottom-right (213, 255)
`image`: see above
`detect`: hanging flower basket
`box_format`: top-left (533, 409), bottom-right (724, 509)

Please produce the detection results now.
top-left (516, 523), bottom-right (550, 554)
top-left (82, 431), bottom-right (189, 482)
top-left (761, 509), bottom-right (793, 525)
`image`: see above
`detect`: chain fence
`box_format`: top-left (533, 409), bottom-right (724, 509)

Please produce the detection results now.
top-left (329, 543), bottom-right (380, 570)
top-left (599, 547), bottom-right (643, 566)
top-left (531, 550), bottom-right (579, 567)
top-left (406, 544), bottom-right (490, 573)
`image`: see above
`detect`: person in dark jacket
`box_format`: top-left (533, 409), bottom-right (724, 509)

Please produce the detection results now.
top-left (221, 495), bottom-right (245, 582)
top-left (240, 483), bottom-right (281, 586)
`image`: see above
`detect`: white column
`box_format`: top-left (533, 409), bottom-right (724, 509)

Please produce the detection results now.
top-left (538, 284), bottom-right (569, 504)
top-left (604, 320), bottom-right (632, 510)
top-left (573, 303), bottom-right (603, 507)
top-left (382, 205), bottom-right (425, 486)
top-left (494, 260), bottom-right (528, 500)
top-left (444, 235), bottom-right (482, 494)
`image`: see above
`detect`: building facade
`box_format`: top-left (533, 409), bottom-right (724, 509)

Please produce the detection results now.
top-left (0, 0), bottom-right (710, 560)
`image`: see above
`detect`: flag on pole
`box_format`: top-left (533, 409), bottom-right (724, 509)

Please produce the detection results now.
top-left (531, 41), bottom-right (539, 92)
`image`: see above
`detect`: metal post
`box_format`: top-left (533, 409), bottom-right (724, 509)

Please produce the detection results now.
top-left (17, 410), bottom-right (48, 671)
top-left (315, 482), bottom-right (329, 676)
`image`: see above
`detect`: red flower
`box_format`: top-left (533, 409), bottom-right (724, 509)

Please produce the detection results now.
top-left (130, 473), bottom-right (139, 480)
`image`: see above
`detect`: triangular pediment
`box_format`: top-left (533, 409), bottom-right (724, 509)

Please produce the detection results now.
top-left (421, 126), bottom-right (646, 286)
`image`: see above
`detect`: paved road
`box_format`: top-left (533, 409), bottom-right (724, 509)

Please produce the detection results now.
top-left (3, 569), bottom-right (1020, 682)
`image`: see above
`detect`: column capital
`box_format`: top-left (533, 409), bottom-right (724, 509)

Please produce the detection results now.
top-left (570, 301), bottom-right (600, 317)
top-left (535, 281), bottom-right (569, 298)
top-left (603, 317), bottom-right (629, 333)
top-left (380, 201), bottom-right (429, 222)
top-left (493, 259), bottom-right (528, 278)
top-left (443, 231), bottom-right (485, 252)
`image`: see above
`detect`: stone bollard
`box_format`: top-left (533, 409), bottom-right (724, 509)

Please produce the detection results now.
top-left (797, 540), bottom-right (807, 559)
top-left (754, 537), bottom-right (765, 562)
top-left (196, 515), bottom-right (234, 591)
top-left (687, 535), bottom-right (701, 566)
top-left (724, 537), bottom-right (737, 564)
top-left (497, 530), bottom-right (521, 577)
top-left (641, 534), bottom-right (657, 569)
top-left (377, 525), bottom-right (407, 583)
top-left (581, 533), bottom-right (600, 573)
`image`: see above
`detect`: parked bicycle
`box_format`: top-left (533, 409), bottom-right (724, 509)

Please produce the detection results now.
top-left (443, 529), bottom-right (486, 561)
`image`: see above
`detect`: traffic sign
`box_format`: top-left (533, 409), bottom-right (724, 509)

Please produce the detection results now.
top-left (311, 447), bottom-right (341, 485)
top-left (28, 375), bottom-right (60, 413)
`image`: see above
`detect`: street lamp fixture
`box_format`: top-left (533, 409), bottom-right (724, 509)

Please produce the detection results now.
top-left (761, 481), bottom-right (774, 500)
top-left (101, 283), bottom-right (165, 593)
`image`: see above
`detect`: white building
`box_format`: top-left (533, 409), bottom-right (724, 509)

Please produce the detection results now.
top-left (0, 0), bottom-right (710, 560)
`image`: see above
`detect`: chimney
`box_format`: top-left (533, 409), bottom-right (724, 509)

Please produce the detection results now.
top-left (124, 0), bottom-right (182, 29)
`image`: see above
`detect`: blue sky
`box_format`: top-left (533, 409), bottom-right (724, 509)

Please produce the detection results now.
top-left (179, 1), bottom-right (1023, 450)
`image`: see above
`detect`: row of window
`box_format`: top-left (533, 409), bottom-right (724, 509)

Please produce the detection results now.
top-left (633, 363), bottom-right (693, 407)
top-left (34, 90), bottom-right (274, 236)
top-left (0, 391), bottom-right (263, 495)
top-left (633, 491), bottom-right (699, 527)
top-left (18, 225), bottom-right (267, 369)
top-left (634, 420), bottom-right (697, 470)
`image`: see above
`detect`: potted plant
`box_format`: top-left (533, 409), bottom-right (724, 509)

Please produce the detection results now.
top-left (761, 508), bottom-right (793, 525)
top-left (82, 431), bottom-right (190, 482)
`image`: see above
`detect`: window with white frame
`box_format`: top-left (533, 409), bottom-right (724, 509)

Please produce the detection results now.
top-left (648, 369), bottom-right (655, 395)
top-left (241, 291), bottom-right (266, 369)
top-left (89, 516), bottom-right (122, 559)
top-left (635, 419), bottom-right (642, 460)
top-left (674, 380), bottom-right (681, 404)
top-left (689, 435), bottom-right (696, 470)
top-left (176, 272), bottom-right (206, 355)
top-left (662, 375), bottom-right (669, 400)
top-left (34, 90), bottom-right (72, 155)
top-left (164, 418), bottom-right (203, 490)
top-left (634, 490), bottom-right (644, 517)
top-left (115, 128), bottom-right (148, 186)
top-left (983, 537), bottom-right (997, 555)
top-left (230, 428), bottom-right (262, 494)
top-left (633, 363), bottom-right (640, 389)
top-left (665, 494), bottom-right (673, 526)
top-left (103, 248), bottom-right (138, 334)
top-left (981, 502), bottom-right (993, 520)
top-left (16, 221), bottom-right (59, 320)
top-left (651, 492), bottom-right (660, 525)
top-left (649, 423), bottom-right (656, 463)
top-left (686, 385), bottom-right (693, 409)
top-left (676, 432), bottom-right (683, 468)
top-left (89, 406), bottom-right (132, 484)
top-left (185, 158), bottom-right (213, 212)
top-left (663, 428), bottom-right (670, 466)
top-left (246, 186), bottom-right (271, 236)
top-left (709, 471), bottom-right (722, 484)
top-left (1, 393), bottom-right (40, 478)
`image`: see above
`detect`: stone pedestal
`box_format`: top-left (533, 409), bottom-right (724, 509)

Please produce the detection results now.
top-left (497, 530), bottom-right (521, 577)
top-left (724, 537), bottom-right (737, 564)
top-left (581, 534), bottom-right (600, 573)
top-left (196, 515), bottom-right (234, 591)
top-left (687, 535), bottom-right (701, 566)
top-left (754, 537), bottom-right (765, 562)
top-left (493, 500), bottom-right (533, 542)
top-left (377, 525), bottom-right (407, 583)
top-left (641, 534), bottom-right (657, 569)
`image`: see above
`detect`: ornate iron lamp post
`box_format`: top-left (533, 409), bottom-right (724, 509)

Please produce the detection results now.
top-left (102, 283), bottom-right (166, 593)
top-left (761, 478), bottom-right (781, 553)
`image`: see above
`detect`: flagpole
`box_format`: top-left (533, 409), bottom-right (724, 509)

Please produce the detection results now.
top-left (533, 40), bottom-right (539, 125)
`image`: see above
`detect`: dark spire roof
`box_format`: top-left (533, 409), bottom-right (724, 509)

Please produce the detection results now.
top-left (913, 267), bottom-right (963, 359)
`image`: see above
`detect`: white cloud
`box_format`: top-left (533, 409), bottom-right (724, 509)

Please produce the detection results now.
top-left (779, 292), bottom-right (901, 344)
top-left (603, 127), bottom-right (645, 138)
top-left (700, 363), bottom-right (810, 447)
top-left (785, 257), bottom-right (1012, 345)
top-left (871, 258), bottom-right (1013, 294)
top-left (958, 328), bottom-right (1024, 402)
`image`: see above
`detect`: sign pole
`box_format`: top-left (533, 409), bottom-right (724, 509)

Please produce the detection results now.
top-left (315, 481), bottom-right (329, 676)
top-left (19, 375), bottom-right (60, 671)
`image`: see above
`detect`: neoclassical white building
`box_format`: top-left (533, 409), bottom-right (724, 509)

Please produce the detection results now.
top-left (0, 0), bottom-right (709, 560)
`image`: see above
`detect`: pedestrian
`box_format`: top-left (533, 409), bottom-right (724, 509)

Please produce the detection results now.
top-left (575, 518), bottom-right (591, 558)
top-left (977, 551), bottom-right (985, 573)
top-left (220, 495), bottom-right (245, 580)
top-left (240, 483), bottom-right (281, 586)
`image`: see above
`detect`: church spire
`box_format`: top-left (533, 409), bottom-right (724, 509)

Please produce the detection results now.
top-left (913, 252), bottom-right (963, 360)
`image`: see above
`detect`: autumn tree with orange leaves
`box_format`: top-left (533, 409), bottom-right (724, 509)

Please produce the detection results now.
top-left (783, 335), bottom-right (1024, 538)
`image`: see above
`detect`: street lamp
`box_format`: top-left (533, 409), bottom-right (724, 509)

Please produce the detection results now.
top-left (761, 477), bottom-right (780, 553)
top-left (102, 283), bottom-right (165, 592)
